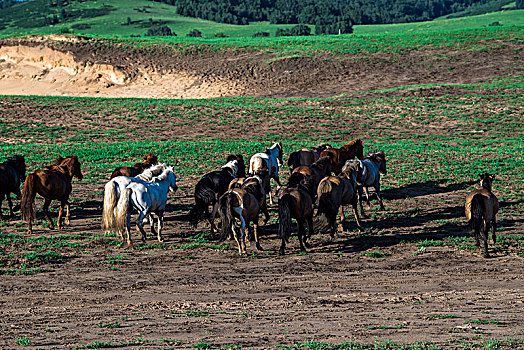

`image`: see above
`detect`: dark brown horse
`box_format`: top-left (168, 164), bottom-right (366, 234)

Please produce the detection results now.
top-left (465, 173), bottom-right (499, 258)
top-left (292, 156), bottom-right (332, 197)
top-left (229, 170), bottom-right (270, 225)
top-left (278, 172), bottom-right (315, 255)
top-left (21, 156), bottom-right (83, 234)
top-left (315, 161), bottom-right (362, 238)
top-left (110, 152), bottom-right (158, 179)
top-left (320, 139), bottom-right (364, 175)
top-left (0, 155), bottom-right (26, 219)
top-left (287, 144), bottom-right (331, 173)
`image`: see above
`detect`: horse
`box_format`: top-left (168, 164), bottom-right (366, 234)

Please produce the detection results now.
top-left (248, 142), bottom-right (283, 205)
top-left (188, 158), bottom-right (239, 237)
top-left (229, 170), bottom-right (270, 225)
top-left (343, 150), bottom-right (387, 217)
top-left (465, 173), bottom-right (499, 258)
top-left (292, 156), bottom-right (332, 198)
top-left (114, 166), bottom-right (177, 246)
top-left (278, 172), bottom-right (315, 255)
top-left (110, 152), bottom-right (158, 179)
top-left (287, 144), bottom-right (331, 173)
top-left (315, 161), bottom-right (362, 238)
top-left (21, 156), bottom-right (83, 234)
top-left (218, 185), bottom-right (264, 255)
top-left (101, 164), bottom-right (166, 238)
top-left (320, 139), bottom-right (364, 175)
top-left (226, 154), bottom-right (246, 178)
top-left (0, 155), bottom-right (26, 219)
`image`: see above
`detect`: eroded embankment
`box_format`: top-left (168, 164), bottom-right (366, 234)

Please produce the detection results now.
top-left (0, 35), bottom-right (522, 98)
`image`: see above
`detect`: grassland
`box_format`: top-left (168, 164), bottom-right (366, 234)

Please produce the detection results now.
top-left (0, 0), bottom-right (523, 38)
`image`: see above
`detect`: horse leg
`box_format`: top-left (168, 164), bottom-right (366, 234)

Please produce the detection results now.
top-left (254, 220), bottom-right (263, 251)
top-left (482, 222), bottom-right (490, 258)
top-left (305, 216), bottom-right (313, 248)
top-left (337, 205), bottom-right (345, 233)
top-left (240, 216), bottom-right (247, 255)
top-left (492, 215), bottom-right (497, 244)
top-left (136, 211), bottom-right (149, 243)
top-left (358, 186), bottom-right (368, 218)
top-left (156, 211), bottom-right (165, 243)
top-left (232, 224), bottom-right (242, 255)
top-left (474, 226), bottom-right (481, 249)
top-left (279, 237), bottom-right (286, 255)
top-left (0, 194), bottom-right (3, 220)
top-left (375, 183), bottom-right (385, 210)
top-left (352, 201), bottom-right (363, 233)
top-left (57, 200), bottom-right (66, 230)
top-left (262, 200), bottom-right (270, 225)
top-left (43, 199), bottom-right (54, 229)
top-left (7, 194), bottom-right (15, 218)
top-left (364, 187), bottom-right (371, 208)
top-left (124, 211), bottom-right (132, 247)
top-left (149, 214), bottom-right (157, 236)
top-left (297, 219), bottom-right (306, 252)
top-left (64, 202), bottom-right (71, 225)
top-left (209, 203), bottom-right (220, 238)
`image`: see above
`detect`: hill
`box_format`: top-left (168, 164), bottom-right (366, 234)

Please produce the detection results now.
top-left (0, 0), bottom-right (523, 38)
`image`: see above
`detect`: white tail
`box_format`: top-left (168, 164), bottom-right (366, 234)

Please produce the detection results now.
top-left (101, 181), bottom-right (119, 233)
top-left (115, 188), bottom-right (132, 236)
top-left (250, 156), bottom-right (265, 174)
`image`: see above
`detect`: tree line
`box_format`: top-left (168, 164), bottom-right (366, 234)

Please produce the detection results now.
top-left (149, 0), bottom-right (513, 35)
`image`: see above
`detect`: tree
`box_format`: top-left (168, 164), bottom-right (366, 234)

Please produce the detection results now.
top-left (186, 29), bottom-right (202, 37)
top-left (145, 25), bottom-right (176, 37)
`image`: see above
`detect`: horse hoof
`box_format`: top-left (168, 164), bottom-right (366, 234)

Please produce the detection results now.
top-left (305, 242), bottom-right (312, 248)
top-left (256, 243), bottom-right (263, 251)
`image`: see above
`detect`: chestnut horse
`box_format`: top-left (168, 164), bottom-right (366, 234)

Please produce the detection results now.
top-left (21, 156), bottom-right (83, 234)
top-left (465, 173), bottom-right (499, 258)
top-left (315, 161), bottom-right (362, 238)
top-left (278, 172), bottom-right (315, 255)
top-left (0, 155), bottom-right (26, 219)
top-left (287, 143), bottom-right (331, 173)
top-left (110, 152), bottom-right (158, 179)
top-left (320, 139), bottom-right (363, 175)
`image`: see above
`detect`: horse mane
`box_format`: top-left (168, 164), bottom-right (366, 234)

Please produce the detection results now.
top-left (153, 166), bottom-right (173, 182)
top-left (341, 139), bottom-right (362, 151)
top-left (136, 163), bottom-right (165, 181)
top-left (364, 150), bottom-right (385, 162)
top-left (341, 160), bottom-right (359, 177)
top-left (47, 156), bottom-right (65, 168)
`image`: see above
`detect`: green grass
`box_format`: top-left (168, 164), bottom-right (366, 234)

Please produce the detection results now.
top-left (0, 0), bottom-right (522, 38)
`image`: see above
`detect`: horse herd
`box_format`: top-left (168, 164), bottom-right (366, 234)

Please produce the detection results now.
top-left (0, 139), bottom-right (499, 257)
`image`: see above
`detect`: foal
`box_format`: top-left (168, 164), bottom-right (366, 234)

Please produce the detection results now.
top-left (465, 173), bottom-right (499, 258)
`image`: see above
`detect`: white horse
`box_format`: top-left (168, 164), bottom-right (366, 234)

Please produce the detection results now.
top-left (101, 164), bottom-right (166, 238)
top-left (342, 151), bottom-right (387, 217)
top-left (114, 166), bottom-right (177, 246)
top-left (248, 142), bottom-right (283, 205)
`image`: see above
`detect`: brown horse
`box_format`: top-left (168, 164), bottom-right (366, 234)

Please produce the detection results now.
top-left (110, 152), bottom-right (158, 179)
top-left (218, 187), bottom-right (263, 255)
top-left (229, 170), bottom-right (270, 225)
top-left (0, 155), bottom-right (26, 219)
top-left (21, 156), bottom-right (83, 234)
top-left (465, 173), bottom-right (499, 258)
top-left (287, 144), bottom-right (331, 173)
top-left (315, 161), bottom-right (362, 238)
top-left (292, 156), bottom-right (332, 197)
top-left (278, 172), bottom-right (315, 255)
top-left (320, 139), bottom-right (363, 175)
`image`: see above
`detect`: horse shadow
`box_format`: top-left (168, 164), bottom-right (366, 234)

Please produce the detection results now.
top-left (382, 179), bottom-right (476, 200)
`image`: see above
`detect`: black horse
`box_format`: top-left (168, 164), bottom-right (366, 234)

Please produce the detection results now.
top-left (0, 155), bottom-right (26, 219)
top-left (226, 154), bottom-right (246, 178)
top-left (188, 157), bottom-right (243, 237)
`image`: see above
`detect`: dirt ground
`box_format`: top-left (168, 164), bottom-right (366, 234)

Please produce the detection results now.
top-left (0, 36), bottom-right (523, 349)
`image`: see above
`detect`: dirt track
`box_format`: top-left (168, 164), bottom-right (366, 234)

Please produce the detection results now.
top-left (0, 35), bottom-right (523, 349)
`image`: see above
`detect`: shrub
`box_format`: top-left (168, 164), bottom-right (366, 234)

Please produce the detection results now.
top-left (145, 25), bottom-right (176, 37)
top-left (186, 29), bottom-right (202, 37)
top-left (214, 32), bottom-right (228, 38)
top-left (253, 31), bottom-right (270, 37)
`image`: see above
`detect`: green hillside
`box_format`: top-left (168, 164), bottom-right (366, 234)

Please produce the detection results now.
top-left (0, 0), bottom-right (523, 38)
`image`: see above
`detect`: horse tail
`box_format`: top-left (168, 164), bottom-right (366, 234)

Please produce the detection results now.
top-left (470, 194), bottom-right (485, 233)
top-left (21, 173), bottom-right (36, 221)
top-left (218, 192), bottom-right (234, 241)
top-left (314, 180), bottom-right (337, 232)
top-left (101, 181), bottom-right (118, 232)
top-left (287, 152), bottom-right (299, 172)
top-left (188, 179), bottom-right (216, 226)
top-left (278, 192), bottom-right (293, 242)
top-left (115, 187), bottom-right (132, 235)
top-left (250, 156), bottom-right (264, 175)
